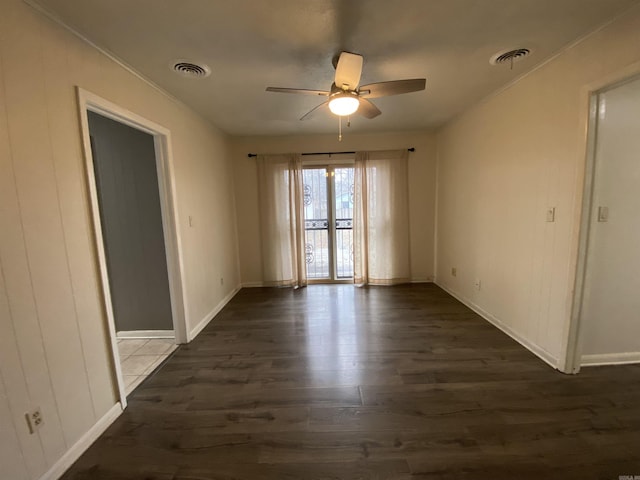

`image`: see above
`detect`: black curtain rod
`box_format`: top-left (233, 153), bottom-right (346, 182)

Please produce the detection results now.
top-left (247, 148), bottom-right (415, 158)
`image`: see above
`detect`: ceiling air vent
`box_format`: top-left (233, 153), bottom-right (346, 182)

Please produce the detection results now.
top-left (172, 61), bottom-right (211, 78)
top-left (490, 48), bottom-right (531, 67)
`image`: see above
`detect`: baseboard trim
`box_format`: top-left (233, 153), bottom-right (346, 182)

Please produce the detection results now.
top-left (39, 402), bottom-right (123, 480)
top-left (189, 285), bottom-right (241, 341)
top-left (436, 282), bottom-right (559, 370)
top-left (241, 282), bottom-right (266, 288)
top-left (410, 278), bottom-right (434, 284)
top-left (116, 330), bottom-right (174, 339)
top-left (581, 352), bottom-right (640, 366)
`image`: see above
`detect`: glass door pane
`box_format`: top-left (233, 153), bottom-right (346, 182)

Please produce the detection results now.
top-left (334, 167), bottom-right (354, 278)
top-left (303, 168), bottom-right (330, 279)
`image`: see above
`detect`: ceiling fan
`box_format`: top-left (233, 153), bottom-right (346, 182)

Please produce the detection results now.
top-left (265, 52), bottom-right (426, 121)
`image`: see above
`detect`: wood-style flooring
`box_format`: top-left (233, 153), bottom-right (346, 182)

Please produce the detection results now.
top-left (61, 284), bottom-right (640, 479)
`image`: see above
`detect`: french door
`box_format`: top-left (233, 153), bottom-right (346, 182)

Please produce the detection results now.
top-left (303, 166), bottom-right (354, 281)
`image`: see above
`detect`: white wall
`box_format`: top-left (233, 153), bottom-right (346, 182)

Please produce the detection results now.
top-left (0, 0), bottom-right (239, 478)
top-left (435, 4), bottom-right (640, 370)
top-left (231, 131), bottom-right (437, 286)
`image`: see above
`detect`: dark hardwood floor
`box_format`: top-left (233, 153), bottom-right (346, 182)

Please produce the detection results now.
top-left (62, 284), bottom-right (640, 479)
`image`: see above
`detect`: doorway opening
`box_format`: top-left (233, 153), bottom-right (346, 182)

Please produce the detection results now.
top-left (77, 89), bottom-right (186, 407)
top-left (303, 166), bottom-right (354, 282)
top-left (567, 72), bottom-right (640, 373)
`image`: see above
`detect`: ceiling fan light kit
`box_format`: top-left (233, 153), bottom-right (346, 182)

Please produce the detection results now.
top-left (265, 51), bottom-right (427, 140)
top-left (328, 92), bottom-right (360, 116)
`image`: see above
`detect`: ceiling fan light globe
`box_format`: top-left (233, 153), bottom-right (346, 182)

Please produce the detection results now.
top-left (328, 95), bottom-right (359, 116)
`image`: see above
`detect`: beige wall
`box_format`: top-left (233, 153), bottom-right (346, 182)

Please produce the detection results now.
top-left (435, 5), bottom-right (640, 370)
top-left (0, 0), bottom-right (239, 478)
top-left (231, 131), bottom-right (437, 286)
top-left (4, 0), bottom-right (639, 477)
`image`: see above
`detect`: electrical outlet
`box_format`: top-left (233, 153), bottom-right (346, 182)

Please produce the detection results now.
top-left (188, 215), bottom-right (194, 227)
top-left (451, 267), bottom-right (457, 277)
top-left (25, 408), bottom-right (44, 434)
top-left (474, 279), bottom-right (481, 291)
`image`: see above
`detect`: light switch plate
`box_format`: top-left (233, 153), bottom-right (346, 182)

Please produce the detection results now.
top-left (546, 207), bottom-right (556, 222)
top-left (598, 206), bottom-right (609, 222)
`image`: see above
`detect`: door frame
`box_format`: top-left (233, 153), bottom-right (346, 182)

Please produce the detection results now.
top-left (564, 66), bottom-right (640, 374)
top-left (76, 88), bottom-right (187, 407)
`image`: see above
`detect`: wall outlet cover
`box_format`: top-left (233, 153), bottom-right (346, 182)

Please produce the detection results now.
top-left (25, 408), bottom-right (44, 434)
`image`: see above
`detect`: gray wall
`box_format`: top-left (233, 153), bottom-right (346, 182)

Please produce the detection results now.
top-left (89, 111), bottom-right (173, 332)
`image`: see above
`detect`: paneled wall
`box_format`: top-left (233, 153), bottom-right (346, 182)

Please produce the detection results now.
top-left (231, 131), bottom-right (437, 286)
top-left (0, 0), bottom-right (239, 478)
top-left (436, 4), bottom-right (640, 370)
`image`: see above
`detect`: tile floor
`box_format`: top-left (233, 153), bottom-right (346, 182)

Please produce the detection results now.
top-left (117, 338), bottom-right (177, 395)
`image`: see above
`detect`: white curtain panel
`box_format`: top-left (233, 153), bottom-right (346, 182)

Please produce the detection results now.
top-left (353, 150), bottom-right (411, 285)
top-left (257, 154), bottom-right (307, 287)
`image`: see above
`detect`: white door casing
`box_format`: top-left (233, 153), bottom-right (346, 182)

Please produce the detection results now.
top-left (76, 88), bottom-right (187, 407)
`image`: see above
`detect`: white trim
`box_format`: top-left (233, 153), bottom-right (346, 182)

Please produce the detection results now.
top-left (38, 403), bottom-right (123, 480)
top-left (410, 278), bottom-right (434, 284)
top-left (562, 93), bottom-right (599, 374)
top-left (436, 282), bottom-right (559, 370)
top-left (581, 352), bottom-right (640, 366)
top-left (241, 282), bottom-right (267, 288)
top-left (152, 132), bottom-right (189, 345)
top-left (188, 285), bottom-right (241, 341)
top-left (76, 88), bottom-right (188, 408)
top-left (116, 330), bottom-right (175, 339)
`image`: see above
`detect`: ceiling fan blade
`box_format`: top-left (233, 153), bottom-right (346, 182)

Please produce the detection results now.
top-left (266, 87), bottom-right (330, 96)
top-left (358, 78), bottom-right (426, 98)
top-left (334, 52), bottom-right (363, 90)
top-left (300, 101), bottom-right (329, 121)
top-left (357, 98), bottom-right (381, 119)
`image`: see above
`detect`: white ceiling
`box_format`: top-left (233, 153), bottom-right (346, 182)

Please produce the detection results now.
top-left (32, 0), bottom-right (640, 136)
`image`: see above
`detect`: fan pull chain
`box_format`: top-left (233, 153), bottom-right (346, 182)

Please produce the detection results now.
top-left (347, 115), bottom-right (351, 128)
top-left (338, 116), bottom-right (342, 142)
